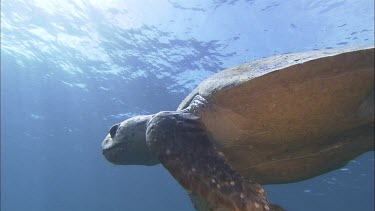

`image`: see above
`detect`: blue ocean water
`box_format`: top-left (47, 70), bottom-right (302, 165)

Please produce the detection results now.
top-left (1, 0), bottom-right (374, 211)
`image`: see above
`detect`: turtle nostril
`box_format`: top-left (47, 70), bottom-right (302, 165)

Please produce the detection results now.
top-left (109, 124), bottom-right (120, 138)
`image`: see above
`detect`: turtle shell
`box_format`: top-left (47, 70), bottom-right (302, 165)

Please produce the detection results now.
top-left (177, 46), bottom-right (374, 184)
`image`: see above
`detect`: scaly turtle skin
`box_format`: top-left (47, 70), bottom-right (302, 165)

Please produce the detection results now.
top-left (102, 46), bottom-right (374, 211)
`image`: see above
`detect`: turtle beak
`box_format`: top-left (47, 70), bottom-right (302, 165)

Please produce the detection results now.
top-left (102, 123), bottom-right (131, 165)
top-left (101, 133), bottom-right (124, 165)
top-left (102, 134), bottom-right (114, 151)
top-left (102, 123), bottom-right (120, 152)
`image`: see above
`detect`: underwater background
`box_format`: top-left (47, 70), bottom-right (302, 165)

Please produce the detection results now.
top-left (1, 0), bottom-right (374, 210)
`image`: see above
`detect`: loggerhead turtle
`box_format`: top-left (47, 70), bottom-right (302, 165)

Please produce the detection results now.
top-left (102, 45), bottom-right (374, 211)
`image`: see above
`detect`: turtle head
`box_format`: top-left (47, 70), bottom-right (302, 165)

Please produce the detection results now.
top-left (102, 115), bottom-right (160, 166)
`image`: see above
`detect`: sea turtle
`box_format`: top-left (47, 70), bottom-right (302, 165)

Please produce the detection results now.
top-left (102, 45), bottom-right (374, 211)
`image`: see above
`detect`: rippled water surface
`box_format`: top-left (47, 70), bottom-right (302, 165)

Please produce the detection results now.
top-left (1, 1), bottom-right (374, 210)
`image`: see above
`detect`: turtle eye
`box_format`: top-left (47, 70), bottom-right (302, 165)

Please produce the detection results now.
top-left (109, 124), bottom-right (120, 138)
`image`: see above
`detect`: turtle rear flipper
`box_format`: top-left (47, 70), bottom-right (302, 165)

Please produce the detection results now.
top-left (146, 111), bottom-right (284, 211)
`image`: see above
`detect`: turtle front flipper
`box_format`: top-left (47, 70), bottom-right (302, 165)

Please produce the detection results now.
top-left (146, 111), bottom-right (284, 211)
